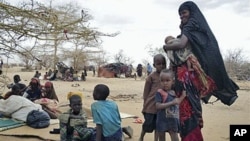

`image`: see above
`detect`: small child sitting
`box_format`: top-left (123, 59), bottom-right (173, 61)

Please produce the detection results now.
top-left (91, 84), bottom-right (133, 141)
top-left (58, 91), bottom-right (94, 141)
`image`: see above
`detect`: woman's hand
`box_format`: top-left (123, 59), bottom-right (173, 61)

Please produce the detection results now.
top-left (163, 45), bottom-right (168, 52)
top-left (172, 98), bottom-right (182, 105)
top-left (173, 91), bottom-right (187, 105)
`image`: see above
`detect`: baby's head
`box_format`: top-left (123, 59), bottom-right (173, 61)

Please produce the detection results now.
top-left (93, 84), bottom-right (110, 100)
top-left (164, 36), bottom-right (175, 44)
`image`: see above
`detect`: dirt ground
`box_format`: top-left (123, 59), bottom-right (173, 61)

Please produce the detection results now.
top-left (0, 67), bottom-right (249, 141)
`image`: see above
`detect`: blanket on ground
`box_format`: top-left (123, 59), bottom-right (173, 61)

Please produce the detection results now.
top-left (0, 118), bottom-right (25, 132)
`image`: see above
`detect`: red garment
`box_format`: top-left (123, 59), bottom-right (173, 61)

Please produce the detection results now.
top-left (178, 55), bottom-right (217, 97)
top-left (182, 127), bottom-right (203, 141)
top-left (174, 62), bottom-right (215, 141)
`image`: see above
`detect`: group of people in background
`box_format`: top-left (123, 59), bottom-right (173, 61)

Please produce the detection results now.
top-left (0, 74), bottom-right (60, 129)
top-left (2, 74), bottom-right (60, 119)
top-left (34, 69), bottom-right (58, 81)
top-left (135, 63), bottom-right (152, 78)
top-left (32, 67), bottom-right (88, 82)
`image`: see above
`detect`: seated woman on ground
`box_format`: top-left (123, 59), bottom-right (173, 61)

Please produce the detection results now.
top-left (23, 77), bottom-right (42, 102)
top-left (41, 81), bottom-right (59, 101)
top-left (34, 81), bottom-right (61, 119)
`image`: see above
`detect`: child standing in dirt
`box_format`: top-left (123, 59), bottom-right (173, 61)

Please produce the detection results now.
top-left (155, 69), bottom-right (186, 141)
top-left (139, 54), bottom-right (167, 141)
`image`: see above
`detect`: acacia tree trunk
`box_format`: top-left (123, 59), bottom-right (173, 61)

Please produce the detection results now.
top-left (53, 35), bottom-right (58, 70)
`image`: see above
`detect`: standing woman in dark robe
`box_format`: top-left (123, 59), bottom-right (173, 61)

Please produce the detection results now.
top-left (163, 1), bottom-right (239, 141)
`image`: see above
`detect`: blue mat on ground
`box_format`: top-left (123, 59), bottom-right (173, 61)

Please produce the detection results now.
top-left (0, 118), bottom-right (25, 132)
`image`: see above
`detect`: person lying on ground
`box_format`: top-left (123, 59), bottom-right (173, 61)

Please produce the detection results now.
top-left (0, 95), bottom-right (50, 128)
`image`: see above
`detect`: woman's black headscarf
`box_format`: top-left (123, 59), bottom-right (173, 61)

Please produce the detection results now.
top-left (178, 1), bottom-right (239, 105)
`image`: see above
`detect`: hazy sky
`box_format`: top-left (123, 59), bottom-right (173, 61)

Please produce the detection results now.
top-left (7, 0), bottom-right (250, 66)
top-left (76, 0), bottom-right (250, 65)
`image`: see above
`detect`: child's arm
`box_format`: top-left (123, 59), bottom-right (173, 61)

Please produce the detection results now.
top-left (96, 124), bottom-right (103, 141)
top-left (59, 122), bottom-right (68, 141)
top-left (143, 79), bottom-right (152, 99)
top-left (155, 91), bottom-right (174, 110)
top-left (156, 101), bottom-right (177, 110)
top-left (69, 111), bottom-right (88, 126)
top-left (42, 105), bottom-right (58, 119)
top-left (156, 90), bottom-right (186, 109)
top-left (69, 114), bottom-right (85, 119)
